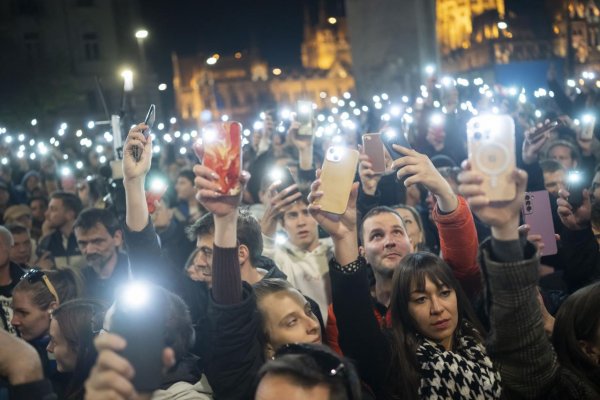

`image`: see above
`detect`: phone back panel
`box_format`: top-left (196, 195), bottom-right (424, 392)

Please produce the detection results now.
top-left (467, 115), bottom-right (516, 202)
top-left (203, 122), bottom-right (242, 195)
top-left (317, 147), bottom-right (359, 215)
top-left (362, 133), bottom-right (386, 174)
top-left (522, 190), bottom-right (558, 256)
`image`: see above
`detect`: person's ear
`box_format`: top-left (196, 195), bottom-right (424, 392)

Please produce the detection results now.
top-left (578, 340), bottom-right (600, 365)
top-left (358, 245), bottom-right (365, 258)
top-left (113, 230), bottom-right (123, 247)
top-left (48, 301), bottom-right (58, 314)
top-left (238, 244), bottom-right (249, 266)
top-left (265, 342), bottom-right (275, 360)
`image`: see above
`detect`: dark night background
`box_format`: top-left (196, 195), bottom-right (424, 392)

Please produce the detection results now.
top-left (140, 0), bottom-right (346, 83)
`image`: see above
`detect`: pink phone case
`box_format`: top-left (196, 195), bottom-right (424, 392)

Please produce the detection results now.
top-left (522, 190), bottom-right (558, 256)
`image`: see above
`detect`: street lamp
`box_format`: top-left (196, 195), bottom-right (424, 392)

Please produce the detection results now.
top-left (135, 29), bottom-right (149, 72)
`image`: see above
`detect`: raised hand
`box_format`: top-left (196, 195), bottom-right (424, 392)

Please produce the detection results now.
top-left (458, 161), bottom-right (527, 240)
top-left (557, 188), bottom-right (592, 230)
top-left (392, 144), bottom-right (458, 212)
top-left (192, 142), bottom-right (249, 218)
top-left (358, 151), bottom-right (382, 196)
top-left (123, 124), bottom-right (152, 183)
top-left (260, 181), bottom-right (302, 237)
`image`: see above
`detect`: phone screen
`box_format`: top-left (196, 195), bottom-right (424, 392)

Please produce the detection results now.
top-left (296, 101), bottom-right (313, 136)
top-left (381, 128), bottom-right (411, 160)
top-left (143, 104), bottom-right (156, 138)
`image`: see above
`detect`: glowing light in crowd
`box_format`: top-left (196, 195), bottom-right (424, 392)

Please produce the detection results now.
top-left (330, 96), bottom-right (339, 104)
top-left (61, 166), bottom-right (72, 176)
top-left (76, 161), bottom-right (83, 169)
top-left (18, 134), bottom-right (25, 142)
top-left (174, 131), bottom-right (181, 138)
top-left (425, 64), bottom-right (436, 75)
top-left (381, 93), bottom-right (389, 101)
top-left (104, 132), bottom-right (113, 142)
top-left (76, 130), bottom-right (83, 137)
top-left (343, 92), bottom-right (351, 99)
top-left (206, 56), bottom-right (217, 65)
top-left (170, 117), bottom-right (177, 124)
top-left (280, 108), bottom-right (291, 120)
top-left (31, 119), bottom-right (37, 126)
top-left (153, 145), bottom-right (161, 154)
top-left (272, 68), bottom-right (282, 76)
top-left (157, 123), bottom-right (165, 130)
top-left (497, 21), bottom-right (508, 30)
top-left (275, 233), bottom-right (288, 245)
top-left (328, 17), bottom-right (337, 24)
top-left (158, 83), bottom-right (167, 91)
top-left (535, 110), bottom-right (542, 118)
top-left (221, 114), bottom-right (229, 122)
top-left (87, 121), bottom-right (95, 129)
top-left (179, 147), bottom-right (187, 155)
top-left (337, 99), bottom-right (345, 107)
top-left (320, 92), bottom-right (327, 99)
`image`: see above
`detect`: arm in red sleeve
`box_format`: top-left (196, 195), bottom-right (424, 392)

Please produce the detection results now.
top-left (432, 195), bottom-right (482, 298)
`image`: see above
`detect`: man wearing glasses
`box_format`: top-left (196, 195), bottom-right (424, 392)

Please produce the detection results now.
top-left (0, 226), bottom-right (24, 335)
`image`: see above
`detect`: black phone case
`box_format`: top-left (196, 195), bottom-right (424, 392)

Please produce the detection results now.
top-left (382, 130), bottom-right (411, 160)
top-left (111, 288), bottom-right (166, 393)
top-left (568, 182), bottom-right (585, 209)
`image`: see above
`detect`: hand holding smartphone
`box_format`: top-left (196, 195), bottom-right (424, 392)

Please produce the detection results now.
top-left (110, 283), bottom-right (167, 393)
top-left (467, 115), bottom-right (517, 202)
top-left (381, 127), bottom-right (412, 161)
top-left (133, 104), bottom-right (156, 162)
top-left (527, 119), bottom-right (559, 144)
top-left (580, 114), bottom-right (595, 140)
top-left (567, 170), bottom-right (586, 209)
top-left (202, 121), bottom-right (243, 196)
top-left (269, 166), bottom-right (298, 195)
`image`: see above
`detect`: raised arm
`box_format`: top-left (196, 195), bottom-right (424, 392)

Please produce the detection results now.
top-left (308, 175), bottom-right (391, 395)
top-left (459, 164), bottom-right (559, 398)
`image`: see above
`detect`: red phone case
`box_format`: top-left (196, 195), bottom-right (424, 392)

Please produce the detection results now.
top-left (522, 190), bottom-right (558, 256)
top-left (203, 122), bottom-right (242, 196)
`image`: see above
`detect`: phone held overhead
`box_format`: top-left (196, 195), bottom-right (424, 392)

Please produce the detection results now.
top-left (132, 104), bottom-right (155, 162)
top-left (202, 121), bottom-right (243, 196)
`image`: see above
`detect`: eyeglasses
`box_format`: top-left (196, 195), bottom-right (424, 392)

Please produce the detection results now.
top-left (275, 343), bottom-right (356, 399)
top-left (22, 268), bottom-right (60, 304)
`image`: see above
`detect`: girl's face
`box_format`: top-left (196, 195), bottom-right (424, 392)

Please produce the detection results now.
top-left (396, 208), bottom-right (423, 247)
top-left (47, 319), bottom-right (78, 372)
top-left (10, 290), bottom-right (53, 341)
top-left (258, 289), bottom-right (321, 357)
top-left (407, 276), bottom-right (458, 350)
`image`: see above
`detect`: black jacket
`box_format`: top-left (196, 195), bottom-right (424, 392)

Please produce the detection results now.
top-left (81, 252), bottom-right (131, 306)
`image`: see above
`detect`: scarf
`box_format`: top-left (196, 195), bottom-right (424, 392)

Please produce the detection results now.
top-left (416, 334), bottom-right (502, 399)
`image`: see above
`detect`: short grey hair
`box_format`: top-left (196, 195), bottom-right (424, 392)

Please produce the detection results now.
top-left (0, 225), bottom-right (14, 246)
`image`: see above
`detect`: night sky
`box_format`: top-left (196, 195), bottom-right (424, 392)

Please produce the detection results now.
top-left (140, 0), bottom-right (345, 82)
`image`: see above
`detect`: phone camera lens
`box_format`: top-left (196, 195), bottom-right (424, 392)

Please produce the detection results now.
top-left (526, 206), bottom-right (532, 212)
top-left (525, 195), bottom-right (530, 201)
top-left (474, 132), bottom-right (482, 140)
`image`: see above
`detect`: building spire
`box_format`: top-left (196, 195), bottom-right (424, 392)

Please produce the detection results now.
top-left (303, 1), bottom-right (312, 39)
top-left (318, 0), bottom-right (326, 26)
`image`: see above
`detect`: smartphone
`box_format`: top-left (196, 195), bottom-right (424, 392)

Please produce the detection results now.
top-left (362, 133), bottom-right (386, 174)
top-left (581, 114), bottom-right (595, 140)
top-left (145, 176), bottom-right (168, 214)
top-left (529, 119), bottom-right (559, 143)
top-left (110, 283), bottom-right (167, 393)
top-left (143, 104), bottom-right (156, 138)
top-left (522, 190), bottom-right (558, 256)
top-left (381, 127), bottom-right (412, 160)
top-left (316, 147), bottom-right (359, 214)
top-left (567, 170), bottom-right (586, 209)
top-left (269, 166), bottom-right (297, 194)
top-left (296, 100), bottom-right (313, 136)
top-left (202, 122), bottom-right (242, 196)
top-left (467, 115), bottom-right (516, 202)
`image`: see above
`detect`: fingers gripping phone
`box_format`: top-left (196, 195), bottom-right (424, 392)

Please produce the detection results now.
top-left (269, 166), bottom-right (298, 195)
top-left (202, 121), bottom-right (243, 195)
top-left (529, 119), bottom-right (559, 144)
top-left (467, 115), bottom-right (517, 202)
top-left (110, 283), bottom-right (167, 393)
top-left (133, 104), bottom-right (156, 162)
top-left (296, 100), bottom-right (314, 136)
top-left (315, 147), bottom-right (359, 214)
top-left (362, 133), bottom-right (386, 174)
top-left (522, 191), bottom-right (558, 256)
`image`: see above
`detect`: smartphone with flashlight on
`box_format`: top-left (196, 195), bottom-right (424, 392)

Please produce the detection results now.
top-left (316, 146), bottom-right (359, 215)
top-left (467, 114), bottom-right (516, 203)
top-left (581, 114), bottom-right (595, 140)
top-left (528, 119), bottom-right (560, 144)
top-left (296, 100), bottom-right (314, 136)
top-left (110, 283), bottom-right (167, 393)
top-left (145, 175), bottom-right (168, 214)
top-left (381, 127), bottom-right (412, 161)
top-left (567, 170), bottom-right (586, 209)
top-left (202, 121), bottom-right (243, 195)
top-left (269, 166), bottom-right (298, 195)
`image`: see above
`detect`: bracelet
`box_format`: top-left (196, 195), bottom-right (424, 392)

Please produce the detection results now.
top-left (332, 256), bottom-right (366, 274)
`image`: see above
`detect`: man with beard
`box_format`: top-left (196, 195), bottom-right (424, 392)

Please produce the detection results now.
top-left (73, 208), bottom-right (128, 305)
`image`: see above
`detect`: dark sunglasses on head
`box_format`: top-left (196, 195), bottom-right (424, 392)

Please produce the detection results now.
top-left (22, 268), bottom-right (60, 304)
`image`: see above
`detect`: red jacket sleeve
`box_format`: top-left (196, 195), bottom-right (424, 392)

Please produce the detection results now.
top-left (325, 305), bottom-right (344, 355)
top-left (432, 195), bottom-right (482, 298)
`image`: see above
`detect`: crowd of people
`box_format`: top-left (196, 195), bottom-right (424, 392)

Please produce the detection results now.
top-left (0, 66), bottom-right (600, 400)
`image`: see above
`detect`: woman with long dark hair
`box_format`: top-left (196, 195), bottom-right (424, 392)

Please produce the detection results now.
top-left (48, 299), bottom-right (106, 400)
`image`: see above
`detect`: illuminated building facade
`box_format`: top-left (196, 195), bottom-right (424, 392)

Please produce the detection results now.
top-left (172, 2), bottom-right (355, 124)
